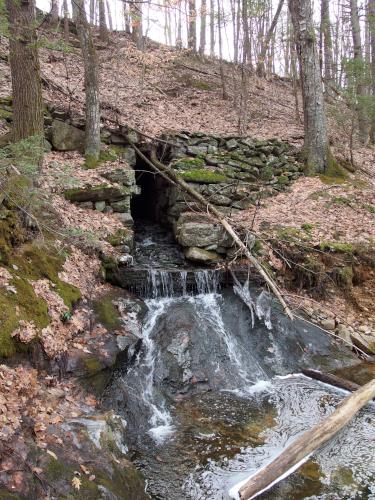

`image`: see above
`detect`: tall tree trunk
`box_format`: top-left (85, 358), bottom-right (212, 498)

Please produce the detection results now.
top-left (188, 0), bottom-right (197, 51)
top-left (217, 0), bottom-right (228, 99)
top-left (90, 0), bottom-right (95, 24)
top-left (73, 0), bottom-right (101, 163)
top-left (106, 0), bottom-right (113, 31)
top-left (242, 0), bottom-right (250, 65)
top-left (350, 0), bottom-right (370, 143)
top-left (288, 0), bottom-right (330, 174)
top-left (210, 0), bottom-right (215, 56)
top-left (98, 0), bottom-right (108, 42)
top-left (257, 0), bottom-right (284, 77)
top-left (320, 0), bottom-right (333, 95)
top-left (5, 0), bottom-right (44, 142)
top-left (63, 0), bottom-right (70, 41)
top-left (176, 0), bottom-right (182, 48)
top-left (51, 0), bottom-right (59, 24)
top-left (199, 0), bottom-right (207, 55)
top-left (370, 0), bottom-right (375, 142)
top-left (130, 1), bottom-right (143, 49)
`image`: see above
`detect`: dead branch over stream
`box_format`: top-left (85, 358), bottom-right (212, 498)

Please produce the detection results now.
top-left (234, 377), bottom-right (375, 499)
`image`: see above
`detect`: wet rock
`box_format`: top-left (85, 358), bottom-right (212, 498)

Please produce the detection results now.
top-left (51, 119), bottom-right (85, 151)
top-left (184, 246), bottom-right (221, 263)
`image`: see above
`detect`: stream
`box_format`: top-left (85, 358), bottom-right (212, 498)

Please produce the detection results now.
top-left (103, 225), bottom-right (375, 499)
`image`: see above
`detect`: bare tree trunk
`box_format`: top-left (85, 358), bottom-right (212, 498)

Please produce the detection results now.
top-left (73, 0), bottom-right (101, 164)
top-left (63, 0), bottom-right (70, 41)
top-left (350, 0), bottom-right (370, 143)
top-left (130, 1), bottom-right (143, 49)
top-left (257, 0), bottom-right (284, 77)
top-left (188, 0), bottom-right (197, 51)
top-left (217, 0), bottom-right (228, 98)
top-left (210, 0), bottom-right (215, 56)
top-left (90, 0), bottom-right (95, 24)
top-left (368, 0), bottom-right (375, 141)
top-left (176, 0), bottom-right (182, 48)
top-left (123, 1), bottom-right (131, 33)
top-left (98, 0), bottom-right (108, 42)
top-left (242, 0), bottom-right (252, 67)
top-left (51, 0), bottom-right (59, 24)
top-left (5, 0), bottom-right (44, 142)
top-left (199, 0), bottom-right (207, 55)
top-left (321, 0), bottom-right (333, 95)
top-left (106, 0), bottom-right (113, 31)
top-left (288, 0), bottom-right (330, 174)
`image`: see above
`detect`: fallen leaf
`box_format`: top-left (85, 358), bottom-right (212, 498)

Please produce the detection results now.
top-left (72, 476), bottom-right (81, 490)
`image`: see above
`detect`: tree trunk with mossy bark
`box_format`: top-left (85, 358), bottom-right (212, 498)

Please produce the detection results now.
top-left (288, 0), bottom-right (331, 174)
top-left (73, 0), bottom-right (101, 164)
top-left (6, 0), bottom-right (44, 143)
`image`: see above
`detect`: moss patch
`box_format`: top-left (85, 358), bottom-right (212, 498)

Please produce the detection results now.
top-left (11, 243), bottom-right (81, 308)
top-left (106, 228), bottom-right (133, 247)
top-left (93, 293), bottom-right (122, 331)
top-left (174, 156), bottom-right (205, 170)
top-left (0, 209), bottom-right (27, 264)
top-left (180, 169), bottom-right (228, 184)
top-left (0, 276), bottom-right (50, 358)
top-left (320, 241), bottom-right (355, 254)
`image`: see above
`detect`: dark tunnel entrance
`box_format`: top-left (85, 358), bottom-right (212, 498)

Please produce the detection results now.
top-left (130, 152), bottom-right (170, 225)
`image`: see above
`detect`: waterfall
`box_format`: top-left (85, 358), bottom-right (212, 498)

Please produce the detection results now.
top-left (145, 269), bottom-right (221, 298)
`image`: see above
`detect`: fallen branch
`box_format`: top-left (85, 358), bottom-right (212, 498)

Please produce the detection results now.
top-left (232, 377), bottom-right (375, 499)
top-left (302, 368), bottom-right (362, 393)
top-left (131, 144), bottom-right (293, 320)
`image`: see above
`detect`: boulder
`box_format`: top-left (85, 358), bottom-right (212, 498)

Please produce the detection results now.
top-left (51, 119), bottom-right (85, 151)
top-left (101, 167), bottom-right (136, 186)
top-left (184, 246), bottom-right (221, 263)
top-left (176, 213), bottom-right (232, 248)
top-left (64, 184), bottom-right (132, 203)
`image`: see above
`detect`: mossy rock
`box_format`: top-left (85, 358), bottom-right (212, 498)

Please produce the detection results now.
top-left (277, 175), bottom-right (289, 186)
top-left (0, 209), bottom-right (27, 264)
top-left (106, 228), bottom-right (133, 247)
top-left (320, 241), bottom-right (355, 254)
top-left (173, 156), bottom-right (206, 170)
top-left (0, 276), bottom-right (50, 358)
top-left (11, 243), bottom-right (81, 308)
top-left (93, 294), bottom-right (122, 331)
top-left (180, 169), bottom-right (229, 184)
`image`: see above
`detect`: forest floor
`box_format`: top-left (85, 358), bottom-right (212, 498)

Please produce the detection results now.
top-left (0, 28), bottom-right (374, 497)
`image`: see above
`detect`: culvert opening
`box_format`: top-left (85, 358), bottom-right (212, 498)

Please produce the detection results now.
top-left (131, 153), bottom-right (170, 224)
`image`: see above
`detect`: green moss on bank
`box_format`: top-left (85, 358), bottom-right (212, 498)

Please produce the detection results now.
top-left (320, 241), bottom-right (355, 254)
top-left (0, 276), bottom-right (50, 358)
top-left (180, 168), bottom-right (228, 184)
top-left (11, 244), bottom-right (81, 308)
top-left (93, 293), bottom-right (122, 331)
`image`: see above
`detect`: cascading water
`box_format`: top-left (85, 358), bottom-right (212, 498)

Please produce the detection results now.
top-left (104, 263), bottom-right (375, 499)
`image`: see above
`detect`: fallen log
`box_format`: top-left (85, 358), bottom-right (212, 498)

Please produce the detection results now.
top-left (131, 144), bottom-right (294, 320)
top-left (302, 368), bottom-right (361, 393)
top-left (231, 377), bottom-right (375, 499)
